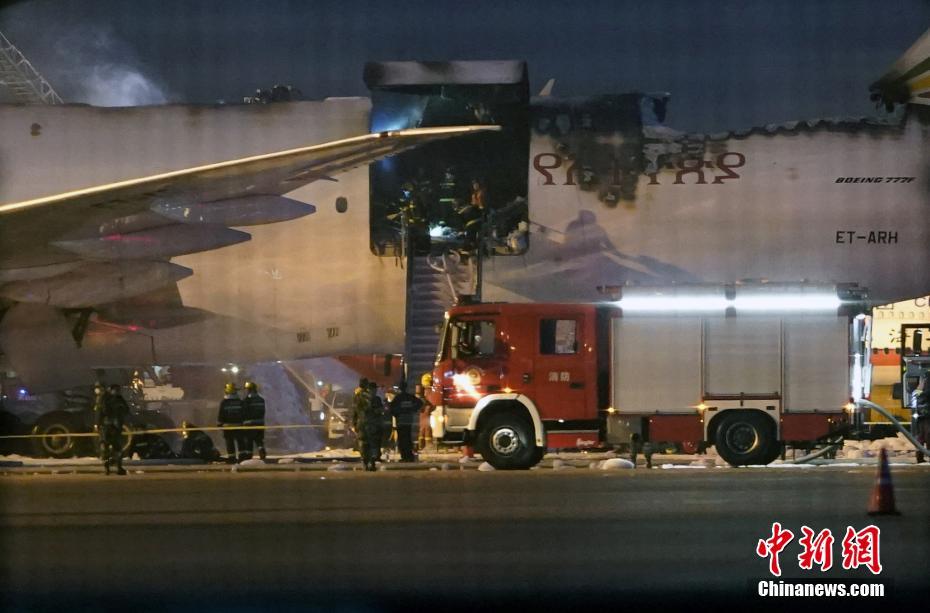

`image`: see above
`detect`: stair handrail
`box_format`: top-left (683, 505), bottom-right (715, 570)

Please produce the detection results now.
top-left (426, 253), bottom-right (460, 304)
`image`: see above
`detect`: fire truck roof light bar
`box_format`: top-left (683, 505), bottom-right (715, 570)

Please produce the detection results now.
top-left (615, 287), bottom-right (844, 313)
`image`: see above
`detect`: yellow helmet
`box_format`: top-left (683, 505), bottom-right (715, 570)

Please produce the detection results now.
top-left (420, 372), bottom-right (433, 387)
top-left (244, 381), bottom-right (259, 392)
top-left (224, 382), bottom-right (237, 394)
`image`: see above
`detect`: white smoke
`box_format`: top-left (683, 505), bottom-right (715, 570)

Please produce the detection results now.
top-left (50, 25), bottom-right (171, 106)
top-left (82, 64), bottom-right (168, 107)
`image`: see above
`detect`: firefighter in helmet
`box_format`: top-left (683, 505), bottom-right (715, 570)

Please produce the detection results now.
top-left (98, 384), bottom-right (129, 475)
top-left (217, 382), bottom-right (244, 463)
top-left (416, 373), bottom-right (435, 452)
top-left (242, 381), bottom-right (267, 461)
top-left (389, 381), bottom-right (422, 463)
top-left (351, 379), bottom-right (383, 471)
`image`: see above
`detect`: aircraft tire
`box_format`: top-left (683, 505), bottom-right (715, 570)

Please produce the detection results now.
top-left (31, 413), bottom-right (80, 458)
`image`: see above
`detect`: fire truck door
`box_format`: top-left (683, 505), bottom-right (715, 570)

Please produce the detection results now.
top-left (531, 316), bottom-right (589, 420)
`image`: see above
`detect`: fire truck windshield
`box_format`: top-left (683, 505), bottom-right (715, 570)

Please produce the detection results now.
top-left (450, 319), bottom-right (497, 359)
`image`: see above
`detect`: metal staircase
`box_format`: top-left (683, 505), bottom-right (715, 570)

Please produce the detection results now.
top-left (0, 30), bottom-right (63, 104)
top-left (403, 254), bottom-right (473, 382)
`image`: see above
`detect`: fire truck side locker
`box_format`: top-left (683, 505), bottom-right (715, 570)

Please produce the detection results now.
top-left (608, 313), bottom-right (852, 465)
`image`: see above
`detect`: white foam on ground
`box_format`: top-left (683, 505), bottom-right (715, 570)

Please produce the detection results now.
top-left (600, 458), bottom-right (635, 470)
top-left (0, 454), bottom-right (100, 466)
top-left (477, 462), bottom-right (495, 471)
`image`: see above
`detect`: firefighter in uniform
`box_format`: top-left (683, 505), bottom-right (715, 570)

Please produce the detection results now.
top-left (369, 381), bottom-right (390, 464)
top-left (92, 383), bottom-right (106, 460)
top-left (389, 382), bottom-right (422, 462)
top-left (351, 380), bottom-right (383, 471)
top-left (217, 383), bottom-right (244, 463)
top-left (242, 381), bottom-right (267, 461)
top-left (98, 384), bottom-right (129, 475)
top-left (416, 374), bottom-right (435, 452)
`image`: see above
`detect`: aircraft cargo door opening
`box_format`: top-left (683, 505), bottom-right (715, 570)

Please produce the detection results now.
top-left (365, 61), bottom-right (530, 258)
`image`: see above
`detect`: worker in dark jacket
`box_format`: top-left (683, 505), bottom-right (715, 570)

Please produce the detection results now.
top-left (92, 383), bottom-right (107, 460)
top-left (97, 384), bottom-right (129, 475)
top-left (242, 381), bottom-right (266, 461)
top-left (389, 382), bottom-right (422, 462)
top-left (217, 383), bottom-right (244, 463)
top-left (351, 380), bottom-right (383, 471)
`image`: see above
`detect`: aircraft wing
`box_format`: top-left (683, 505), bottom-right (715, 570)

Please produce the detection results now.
top-left (0, 125), bottom-right (498, 217)
top-left (0, 125), bottom-right (498, 308)
top-left (870, 27), bottom-right (930, 109)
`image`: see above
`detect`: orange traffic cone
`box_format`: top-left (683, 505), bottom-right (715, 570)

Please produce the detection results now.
top-left (867, 448), bottom-right (900, 516)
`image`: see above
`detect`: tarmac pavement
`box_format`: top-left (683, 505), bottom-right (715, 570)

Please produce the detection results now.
top-left (1, 455), bottom-right (928, 611)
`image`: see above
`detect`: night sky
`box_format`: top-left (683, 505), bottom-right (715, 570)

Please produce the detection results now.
top-left (1, 0), bottom-right (928, 132)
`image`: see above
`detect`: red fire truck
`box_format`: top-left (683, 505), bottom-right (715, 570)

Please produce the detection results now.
top-left (427, 284), bottom-right (871, 468)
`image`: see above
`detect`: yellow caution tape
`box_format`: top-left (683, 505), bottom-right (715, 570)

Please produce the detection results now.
top-left (0, 423), bottom-right (328, 440)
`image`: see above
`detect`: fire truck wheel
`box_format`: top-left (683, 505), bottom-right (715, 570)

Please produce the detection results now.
top-left (478, 412), bottom-right (536, 470)
top-left (714, 411), bottom-right (776, 467)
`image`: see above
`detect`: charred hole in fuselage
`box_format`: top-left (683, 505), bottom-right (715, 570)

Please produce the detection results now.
top-left (335, 197), bottom-right (348, 213)
top-left (531, 94), bottom-right (654, 207)
top-left (365, 61), bottom-right (530, 258)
